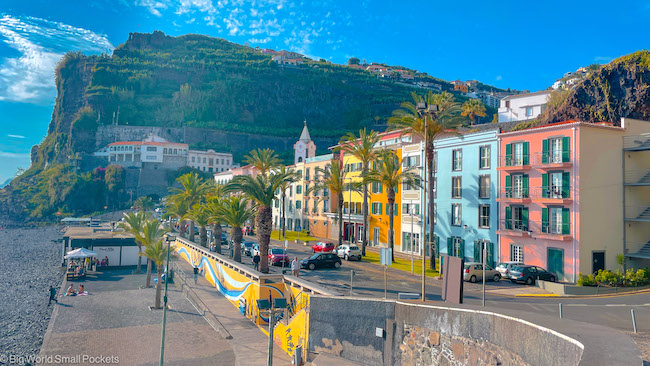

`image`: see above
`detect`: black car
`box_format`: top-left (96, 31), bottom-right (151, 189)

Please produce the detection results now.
top-left (300, 253), bottom-right (342, 270)
top-left (509, 265), bottom-right (556, 285)
top-left (220, 233), bottom-right (228, 246)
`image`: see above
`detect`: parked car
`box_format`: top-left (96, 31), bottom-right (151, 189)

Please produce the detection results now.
top-left (495, 261), bottom-right (525, 278)
top-left (251, 243), bottom-right (260, 256)
top-left (300, 253), bottom-right (342, 270)
top-left (268, 248), bottom-right (290, 266)
top-left (241, 241), bottom-right (255, 256)
top-left (220, 233), bottom-right (228, 246)
top-left (312, 242), bottom-right (335, 253)
top-left (463, 262), bottom-right (501, 283)
top-left (509, 265), bottom-right (556, 285)
top-left (336, 245), bottom-right (362, 261)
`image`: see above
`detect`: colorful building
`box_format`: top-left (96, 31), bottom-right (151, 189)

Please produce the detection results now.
top-left (435, 130), bottom-right (499, 267)
top-left (497, 119), bottom-right (650, 282)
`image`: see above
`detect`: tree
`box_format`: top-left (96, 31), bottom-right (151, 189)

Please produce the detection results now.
top-left (231, 172), bottom-right (290, 273)
top-left (164, 197), bottom-right (189, 238)
top-left (308, 160), bottom-right (348, 246)
top-left (133, 196), bottom-right (154, 212)
top-left (339, 128), bottom-right (380, 256)
top-left (244, 148), bottom-right (280, 176)
top-left (138, 218), bottom-right (168, 288)
top-left (347, 57), bottom-right (360, 65)
top-left (143, 239), bottom-right (173, 309)
top-left (118, 211), bottom-right (148, 273)
top-left (204, 183), bottom-right (230, 254)
top-left (461, 99), bottom-right (487, 125)
top-left (276, 165), bottom-right (300, 240)
top-left (388, 90), bottom-right (462, 270)
top-left (104, 164), bottom-right (125, 209)
top-left (212, 195), bottom-right (256, 263)
top-left (364, 150), bottom-right (419, 261)
top-left (186, 203), bottom-right (211, 247)
top-left (168, 173), bottom-right (211, 242)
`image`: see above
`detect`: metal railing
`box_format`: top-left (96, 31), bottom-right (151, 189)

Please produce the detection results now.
top-left (498, 152), bottom-right (573, 168)
top-left (498, 187), bottom-right (530, 199)
top-left (625, 170), bottom-right (650, 185)
top-left (625, 206), bottom-right (650, 220)
top-left (499, 186), bottom-right (571, 200)
top-left (499, 219), bottom-right (573, 236)
top-left (624, 133), bottom-right (650, 150)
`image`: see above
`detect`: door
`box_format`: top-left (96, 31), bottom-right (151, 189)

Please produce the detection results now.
top-left (512, 174), bottom-right (523, 198)
top-left (550, 207), bottom-right (562, 234)
top-left (513, 143), bottom-right (523, 166)
top-left (373, 227), bottom-right (380, 247)
top-left (550, 172), bottom-right (562, 198)
top-left (592, 252), bottom-right (605, 274)
top-left (550, 138), bottom-right (562, 163)
top-left (547, 248), bottom-right (564, 281)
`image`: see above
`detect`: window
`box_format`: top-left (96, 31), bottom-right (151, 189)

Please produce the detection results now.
top-left (371, 182), bottom-right (383, 193)
top-left (451, 237), bottom-right (463, 257)
top-left (191, 157), bottom-right (195, 163)
top-left (163, 148), bottom-right (168, 154)
top-left (323, 200), bottom-right (329, 212)
top-left (402, 232), bottom-right (420, 253)
top-left (146, 155), bottom-right (156, 160)
top-left (511, 142), bottom-right (524, 166)
top-left (510, 244), bottom-right (524, 262)
top-left (549, 137), bottom-right (563, 163)
top-left (479, 175), bottom-right (490, 199)
top-left (146, 146), bottom-right (156, 152)
top-left (296, 200), bottom-right (302, 209)
top-left (451, 204), bottom-right (462, 226)
top-left (209, 158), bottom-right (214, 166)
top-left (479, 146), bottom-right (490, 169)
top-left (371, 202), bottom-right (383, 215)
top-left (296, 185), bottom-right (302, 194)
top-left (173, 149), bottom-right (177, 154)
top-left (403, 155), bottom-right (421, 167)
top-left (203, 157), bottom-right (207, 163)
top-left (525, 107), bottom-right (533, 117)
top-left (452, 176), bottom-right (462, 198)
top-left (306, 168), bottom-right (310, 180)
top-left (402, 203), bottom-right (420, 215)
top-left (452, 149), bottom-right (462, 171)
top-left (479, 205), bottom-right (490, 228)
top-left (549, 207), bottom-right (563, 234)
top-left (507, 174), bottom-right (527, 199)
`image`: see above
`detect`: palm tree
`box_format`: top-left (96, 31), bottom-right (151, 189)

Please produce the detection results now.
top-left (164, 197), bottom-right (189, 238)
top-left (118, 211), bottom-right (147, 273)
top-left (213, 195), bottom-right (256, 263)
top-left (339, 128), bottom-right (380, 256)
top-left (276, 166), bottom-right (300, 240)
top-left (138, 218), bottom-right (168, 288)
top-left (308, 160), bottom-right (348, 246)
top-left (186, 203), bottom-right (211, 247)
top-left (244, 148), bottom-right (281, 176)
top-left (133, 196), bottom-right (155, 212)
top-left (204, 183), bottom-right (229, 254)
top-left (169, 173), bottom-right (211, 242)
top-left (231, 172), bottom-right (290, 273)
top-left (143, 239), bottom-right (173, 309)
top-left (461, 99), bottom-right (487, 125)
top-left (364, 150), bottom-right (420, 261)
top-left (389, 90), bottom-right (462, 270)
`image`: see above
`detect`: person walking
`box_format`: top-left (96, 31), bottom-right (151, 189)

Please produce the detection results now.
top-left (291, 257), bottom-right (300, 277)
top-left (253, 253), bottom-right (261, 271)
top-left (193, 264), bottom-right (199, 284)
top-left (48, 286), bottom-right (58, 305)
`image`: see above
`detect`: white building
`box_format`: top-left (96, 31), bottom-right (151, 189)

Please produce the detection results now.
top-left (96, 134), bottom-right (188, 169)
top-left (498, 90), bottom-right (551, 123)
top-left (293, 121), bottom-right (317, 164)
top-left (188, 149), bottom-right (234, 173)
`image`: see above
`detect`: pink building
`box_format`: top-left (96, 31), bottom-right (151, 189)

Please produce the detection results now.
top-left (497, 119), bottom-right (650, 283)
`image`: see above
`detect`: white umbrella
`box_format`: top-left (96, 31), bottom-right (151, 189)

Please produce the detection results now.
top-left (64, 248), bottom-right (97, 259)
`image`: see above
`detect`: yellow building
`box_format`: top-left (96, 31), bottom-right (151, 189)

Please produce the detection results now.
top-left (339, 153), bottom-right (365, 243)
top-left (368, 146), bottom-right (403, 250)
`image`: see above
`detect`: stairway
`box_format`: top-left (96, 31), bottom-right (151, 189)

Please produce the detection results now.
top-left (638, 207), bottom-right (650, 220)
top-left (637, 171), bottom-right (650, 185)
top-left (629, 241), bottom-right (650, 259)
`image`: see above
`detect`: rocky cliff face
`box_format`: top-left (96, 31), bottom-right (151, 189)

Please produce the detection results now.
top-left (540, 51), bottom-right (650, 125)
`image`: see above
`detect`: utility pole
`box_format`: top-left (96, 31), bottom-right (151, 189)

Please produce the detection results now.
top-left (482, 241), bottom-right (486, 307)
top-left (159, 236), bottom-right (174, 366)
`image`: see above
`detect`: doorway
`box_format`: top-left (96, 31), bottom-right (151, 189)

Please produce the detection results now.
top-left (592, 252), bottom-right (605, 274)
top-left (547, 248), bottom-right (564, 281)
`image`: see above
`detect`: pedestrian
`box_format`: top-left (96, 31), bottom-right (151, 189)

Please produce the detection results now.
top-left (253, 253), bottom-right (261, 271)
top-left (291, 257), bottom-right (300, 277)
top-left (48, 286), bottom-right (58, 305)
top-left (193, 264), bottom-right (199, 284)
top-left (104, 256), bottom-right (109, 266)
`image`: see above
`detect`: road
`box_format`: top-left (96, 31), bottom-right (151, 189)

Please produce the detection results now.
top-left (219, 233), bottom-right (650, 334)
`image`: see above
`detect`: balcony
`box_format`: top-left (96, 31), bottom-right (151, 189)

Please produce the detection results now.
top-left (530, 186), bottom-right (572, 204)
top-left (497, 187), bottom-right (531, 203)
top-left (498, 155), bottom-right (531, 171)
top-left (626, 206), bottom-right (650, 222)
top-left (496, 219), bottom-right (532, 237)
top-left (625, 170), bottom-right (650, 186)
top-left (534, 152), bottom-right (573, 170)
top-left (624, 133), bottom-right (650, 151)
top-left (497, 219), bottom-right (573, 241)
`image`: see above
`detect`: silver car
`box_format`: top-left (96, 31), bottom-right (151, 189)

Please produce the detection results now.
top-left (336, 245), bottom-right (362, 261)
top-left (495, 261), bottom-right (525, 278)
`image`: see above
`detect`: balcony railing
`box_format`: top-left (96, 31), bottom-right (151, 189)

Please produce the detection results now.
top-left (498, 219), bottom-right (573, 238)
top-left (625, 170), bottom-right (650, 185)
top-left (498, 152), bottom-right (574, 168)
top-left (624, 133), bottom-right (650, 151)
top-left (498, 187), bottom-right (530, 200)
top-left (499, 187), bottom-right (571, 201)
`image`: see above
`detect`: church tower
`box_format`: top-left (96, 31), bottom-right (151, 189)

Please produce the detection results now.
top-left (294, 120), bottom-right (317, 164)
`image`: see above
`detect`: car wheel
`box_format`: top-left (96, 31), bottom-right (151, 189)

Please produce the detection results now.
top-left (344, 254), bottom-right (349, 261)
top-left (525, 276), bottom-right (534, 285)
top-left (470, 275), bottom-right (477, 283)
top-left (550, 275), bottom-right (556, 283)
top-left (493, 274), bottom-right (501, 282)
top-left (308, 263), bottom-right (316, 270)
top-left (334, 262), bottom-right (341, 269)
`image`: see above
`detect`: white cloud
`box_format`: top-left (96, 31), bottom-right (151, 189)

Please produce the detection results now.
top-left (249, 37), bottom-right (271, 44)
top-left (136, 0), bottom-right (170, 16)
top-left (496, 75), bottom-right (503, 81)
top-left (0, 15), bottom-right (113, 105)
top-left (0, 151), bottom-right (30, 158)
top-left (7, 134), bottom-right (25, 139)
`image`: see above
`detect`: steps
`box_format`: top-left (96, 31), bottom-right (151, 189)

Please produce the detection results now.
top-left (637, 207), bottom-right (650, 220)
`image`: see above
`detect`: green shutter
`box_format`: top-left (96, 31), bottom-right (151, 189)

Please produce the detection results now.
top-left (447, 237), bottom-right (453, 256)
top-left (542, 207), bottom-right (549, 233)
top-left (562, 208), bottom-right (570, 235)
top-left (522, 207), bottom-right (529, 230)
top-left (505, 175), bottom-right (512, 198)
top-left (562, 136), bottom-right (570, 163)
top-left (542, 174), bottom-right (549, 198)
top-left (562, 172), bottom-right (570, 198)
top-left (523, 142), bottom-right (530, 165)
top-left (394, 203), bottom-right (398, 216)
top-left (505, 143), bottom-right (512, 166)
top-left (459, 239), bottom-right (465, 259)
top-left (474, 240), bottom-right (480, 262)
top-left (505, 206), bottom-right (512, 229)
top-left (380, 184), bottom-right (383, 193)
top-left (380, 203), bottom-right (383, 215)
top-left (434, 236), bottom-right (440, 256)
top-left (542, 139), bottom-right (549, 164)
top-left (522, 174), bottom-right (529, 198)
top-left (487, 242), bottom-right (495, 268)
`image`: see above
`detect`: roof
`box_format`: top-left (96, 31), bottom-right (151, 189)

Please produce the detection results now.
top-left (499, 120), bottom-right (623, 137)
top-left (108, 141), bottom-right (143, 146)
top-left (502, 90), bottom-right (551, 101)
top-left (299, 121), bottom-right (312, 141)
top-left (64, 225), bottom-right (134, 240)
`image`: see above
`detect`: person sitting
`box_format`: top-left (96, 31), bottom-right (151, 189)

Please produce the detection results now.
top-left (78, 285), bottom-right (85, 294)
top-left (100, 259), bottom-right (106, 266)
top-left (66, 284), bottom-right (76, 296)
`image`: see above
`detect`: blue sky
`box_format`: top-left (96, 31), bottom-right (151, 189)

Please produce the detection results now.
top-left (1, 0), bottom-right (649, 183)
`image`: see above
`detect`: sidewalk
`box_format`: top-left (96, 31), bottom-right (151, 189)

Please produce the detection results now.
top-left (173, 259), bottom-right (292, 366)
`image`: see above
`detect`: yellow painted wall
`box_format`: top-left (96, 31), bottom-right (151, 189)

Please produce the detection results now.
top-left (368, 148), bottom-right (402, 249)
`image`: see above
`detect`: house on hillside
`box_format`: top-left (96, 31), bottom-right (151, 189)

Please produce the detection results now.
top-left (498, 90), bottom-right (551, 123)
top-left (272, 55), bottom-right (303, 66)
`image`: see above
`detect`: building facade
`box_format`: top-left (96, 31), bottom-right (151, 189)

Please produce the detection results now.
top-left (188, 149), bottom-right (235, 173)
top-left (498, 91), bottom-right (550, 123)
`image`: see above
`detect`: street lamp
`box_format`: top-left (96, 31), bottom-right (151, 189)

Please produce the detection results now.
top-left (159, 235), bottom-right (176, 366)
top-left (257, 298), bottom-right (288, 366)
top-left (344, 177), bottom-right (353, 244)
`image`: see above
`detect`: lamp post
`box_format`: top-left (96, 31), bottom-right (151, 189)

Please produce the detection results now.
top-left (257, 298), bottom-right (288, 366)
top-left (344, 177), bottom-right (353, 244)
top-left (159, 235), bottom-right (176, 366)
top-left (410, 200), bottom-right (415, 274)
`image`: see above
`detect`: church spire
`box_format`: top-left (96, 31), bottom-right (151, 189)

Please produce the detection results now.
top-left (299, 119), bottom-right (311, 141)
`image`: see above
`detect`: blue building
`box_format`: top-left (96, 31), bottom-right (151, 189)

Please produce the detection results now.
top-left (434, 129), bottom-right (499, 267)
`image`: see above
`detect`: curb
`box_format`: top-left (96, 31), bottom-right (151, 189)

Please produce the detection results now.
top-left (514, 294), bottom-right (561, 297)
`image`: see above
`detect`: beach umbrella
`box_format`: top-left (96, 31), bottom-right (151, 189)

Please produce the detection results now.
top-left (64, 248), bottom-right (97, 259)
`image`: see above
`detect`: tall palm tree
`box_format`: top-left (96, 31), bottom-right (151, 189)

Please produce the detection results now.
top-left (204, 183), bottom-right (230, 254)
top-left (461, 99), bottom-right (487, 125)
top-left (339, 128), bottom-right (380, 256)
top-left (133, 196), bottom-right (154, 212)
top-left (186, 203), bottom-right (211, 247)
top-left (163, 197), bottom-right (189, 238)
top-left (231, 172), bottom-right (290, 273)
top-left (118, 211), bottom-right (147, 273)
top-left (389, 90), bottom-right (462, 270)
top-left (213, 195), bottom-right (256, 263)
top-left (364, 149), bottom-right (420, 261)
top-left (276, 165), bottom-right (300, 240)
top-left (308, 160), bottom-right (348, 246)
top-left (244, 148), bottom-right (281, 176)
top-left (143, 239), bottom-right (173, 309)
top-left (169, 173), bottom-right (211, 242)
top-left (138, 218), bottom-right (168, 288)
